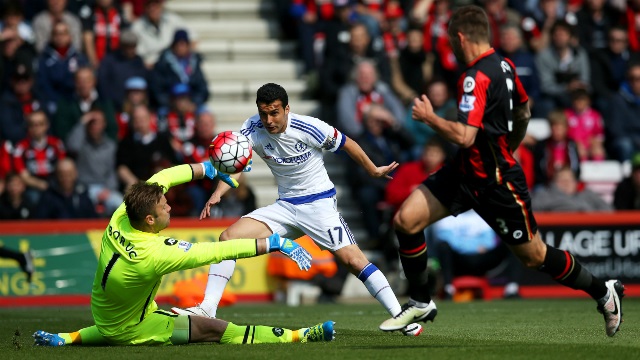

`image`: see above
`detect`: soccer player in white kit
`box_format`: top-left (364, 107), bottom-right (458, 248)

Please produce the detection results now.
top-left (172, 83), bottom-right (421, 335)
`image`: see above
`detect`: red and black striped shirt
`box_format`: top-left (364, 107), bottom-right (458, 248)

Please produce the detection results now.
top-left (12, 136), bottom-right (66, 179)
top-left (455, 48), bottom-right (528, 186)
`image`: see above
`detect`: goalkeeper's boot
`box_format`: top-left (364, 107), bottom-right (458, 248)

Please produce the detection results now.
top-left (300, 321), bottom-right (336, 343)
top-left (170, 304), bottom-right (213, 318)
top-left (33, 331), bottom-right (65, 346)
top-left (401, 323), bottom-right (423, 336)
top-left (379, 300), bottom-right (437, 332)
top-left (597, 279), bottom-right (625, 337)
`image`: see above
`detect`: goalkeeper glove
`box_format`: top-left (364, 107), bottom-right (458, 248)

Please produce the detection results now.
top-left (242, 158), bottom-right (253, 173)
top-left (267, 233), bottom-right (312, 271)
top-left (201, 162), bottom-right (239, 188)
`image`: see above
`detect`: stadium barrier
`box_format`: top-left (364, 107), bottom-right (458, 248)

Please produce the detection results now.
top-left (0, 211), bottom-right (639, 306)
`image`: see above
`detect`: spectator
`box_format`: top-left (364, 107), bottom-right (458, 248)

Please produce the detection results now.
top-left (336, 60), bottom-right (404, 138)
top-left (404, 79), bottom-right (456, 158)
top-left (588, 26), bottom-right (637, 109)
top-left (613, 152), bottom-right (640, 210)
top-left (116, 104), bottom-right (177, 189)
top-left (96, 29), bottom-right (147, 110)
top-left (431, 210), bottom-right (522, 299)
top-left (211, 173), bottom-right (257, 219)
top-left (180, 110), bottom-right (216, 214)
top-left (380, 1), bottom-right (406, 58)
top-left (564, 89), bottom-right (605, 160)
top-left (34, 157), bottom-right (97, 219)
top-left (131, 0), bottom-right (191, 67)
top-left (353, 0), bottom-right (385, 39)
top-left (574, 0), bottom-right (621, 52)
top-left (384, 137), bottom-right (447, 210)
top-left (622, 0), bottom-right (640, 52)
top-left (483, 0), bottom-right (521, 50)
top-left (0, 172), bottom-right (35, 219)
top-left (0, 14), bottom-right (36, 89)
top-left (289, 0), bottom-right (336, 73)
top-left (115, 76), bottom-right (154, 140)
top-left (0, 64), bottom-right (41, 144)
top-left (66, 109), bottom-right (122, 216)
top-left (349, 103), bottom-right (413, 245)
top-left (120, 0), bottom-right (145, 22)
top-left (79, 0), bottom-right (128, 68)
top-left (535, 19), bottom-right (590, 117)
top-left (12, 111), bottom-right (66, 202)
top-left (521, 0), bottom-right (567, 53)
top-left (32, 0), bottom-right (83, 53)
top-left (604, 62), bottom-right (640, 161)
top-left (319, 22), bottom-right (390, 121)
top-left (159, 83), bottom-right (196, 151)
top-left (533, 110), bottom-right (581, 186)
top-left (0, 1), bottom-right (34, 44)
top-left (150, 29), bottom-right (208, 110)
top-left (322, 0), bottom-right (358, 62)
top-left (36, 21), bottom-right (88, 116)
top-left (0, 140), bottom-right (13, 195)
top-left (497, 23), bottom-right (541, 115)
top-left (532, 166), bottom-right (612, 212)
top-left (391, 28), bottom-right (431, 105)
top-left (421, 0), bottom-right (458, 89)
top-left (53, 66), bottom-right (117, 141)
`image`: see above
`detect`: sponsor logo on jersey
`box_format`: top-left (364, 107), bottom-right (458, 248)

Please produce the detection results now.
top-left (269, 151), bottom-right (312, 165)
top-left (459, 94), bottom-right (476, 112)
top-left (164, 238), bottom-right (178, 246)
top-left (513, 230), bottom-right (523, 239)
top-left (463, 76), bottom-right (476, 93)
top-left (272, 328), bottom-right (284, 337)
top-left (178, 240), bottom-right (193, 252)
top-left (294, 141), bottom-right (308, 152)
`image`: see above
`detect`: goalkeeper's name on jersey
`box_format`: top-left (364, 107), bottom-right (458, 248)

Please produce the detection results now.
top-left (107, 224), bottom-right (138, 259)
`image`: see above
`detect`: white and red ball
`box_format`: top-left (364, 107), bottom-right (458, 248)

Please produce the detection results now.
top-left (208, 131), bottom-right (252, 174)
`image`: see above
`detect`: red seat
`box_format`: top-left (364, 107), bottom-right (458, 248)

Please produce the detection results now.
top-left (452, 276), bottom-right (491, 300)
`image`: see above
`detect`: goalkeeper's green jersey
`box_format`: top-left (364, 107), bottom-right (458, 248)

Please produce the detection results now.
top-left (90, 165), bottom-right (257, 338)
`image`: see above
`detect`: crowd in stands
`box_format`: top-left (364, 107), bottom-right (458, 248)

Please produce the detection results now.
top-left (0, 0), bottom-right (259, 220)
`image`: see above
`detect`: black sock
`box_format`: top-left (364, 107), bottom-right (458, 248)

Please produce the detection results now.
top-left (538, 244), bottom-right (607, 300)
top-left (396, 230), bottom-right (431, 303)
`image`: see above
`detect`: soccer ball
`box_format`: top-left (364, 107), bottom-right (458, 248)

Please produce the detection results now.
top-left (208, 131), bottom-right (252, 174)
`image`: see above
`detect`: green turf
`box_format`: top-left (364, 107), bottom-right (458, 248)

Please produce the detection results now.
top-left (1, 299), bottom-right (639, 360)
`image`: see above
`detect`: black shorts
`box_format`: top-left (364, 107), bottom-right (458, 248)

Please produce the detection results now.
top-left (424, 163), bottom-right (538, 245)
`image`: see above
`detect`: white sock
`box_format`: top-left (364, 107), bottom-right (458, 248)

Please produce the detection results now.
top-left (200, 260), bottom-right (236, 317)
top-left (358, 263), bottom-right (402, 316)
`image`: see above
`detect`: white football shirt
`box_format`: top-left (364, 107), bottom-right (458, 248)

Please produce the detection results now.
top-left (240, 112), bottom-right (346, 202)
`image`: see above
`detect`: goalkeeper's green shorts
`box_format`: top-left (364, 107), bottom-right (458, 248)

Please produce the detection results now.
top-left (105, 310), bottom-right (190, 346)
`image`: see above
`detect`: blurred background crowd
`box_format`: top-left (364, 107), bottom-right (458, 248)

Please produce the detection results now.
top-left (0, 0), bottom-right (639, 301)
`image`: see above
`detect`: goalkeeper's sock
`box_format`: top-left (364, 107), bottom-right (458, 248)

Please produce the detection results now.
top-left (201, 260), bottom-right (236, 317)
top-left (396, 230), bottom-right (431, 303)
top-left (358, 263), bottom-right (401, 316)
top-left (220, 322), bottom-right (302, 344)
top-left (58, 325), bottom-right (107, 345)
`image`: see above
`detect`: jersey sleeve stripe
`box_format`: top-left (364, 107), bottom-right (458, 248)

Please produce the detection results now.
top-left (291, 119), bottom-right (324, 141)
top-left (290, 123), bottom-right (324, 144)
top-left (336, 130), bottom-right (346, 151)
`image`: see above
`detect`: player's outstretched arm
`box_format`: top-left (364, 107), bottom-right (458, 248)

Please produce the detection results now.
top-left (342, 136), bottom-right (399, 179)
top-left (199, 172), bottom-right (242, 219)
top-left (412, 95), bottom-right (478, 148)
top-left (508, 100), bottom-right (531, 151)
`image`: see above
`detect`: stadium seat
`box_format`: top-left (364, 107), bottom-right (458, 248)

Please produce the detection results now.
top-left (579, 160), bottom-right (623, 204)
top-left (452, 276), bottom-right (491, 301)
top-left (526, 118), bottom-right (550, 141)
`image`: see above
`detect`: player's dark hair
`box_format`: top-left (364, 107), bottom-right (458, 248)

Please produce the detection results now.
top-left (124, 182), bottom-right (165, 223)
top-left (256, 83), bottom-right (288, 108)
top-left (448, 5), bottom-right (490, 44)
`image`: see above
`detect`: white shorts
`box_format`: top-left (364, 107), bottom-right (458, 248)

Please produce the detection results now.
top-left (242, 196), bottom-right (356, 251)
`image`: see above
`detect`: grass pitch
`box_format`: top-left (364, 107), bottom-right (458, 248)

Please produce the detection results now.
top-left (1, 299), bottom-right (639, 360)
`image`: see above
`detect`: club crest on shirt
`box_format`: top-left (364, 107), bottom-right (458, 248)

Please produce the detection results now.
top-left (164, 238), bottom-right (178, 246)
top-left (459, 94), bottom-right (476, 112)
top-left (463, 76), bottom-right (475, 93)
top-left (295, 141), bottom-right (308, 152)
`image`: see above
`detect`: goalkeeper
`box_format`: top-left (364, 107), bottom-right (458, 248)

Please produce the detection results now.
top-left (33, 162), bottom-right (334, 346)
